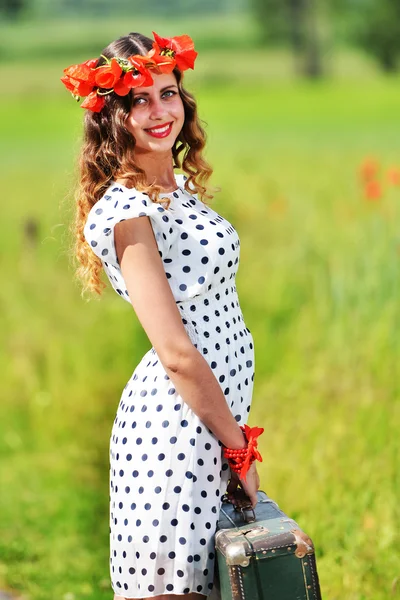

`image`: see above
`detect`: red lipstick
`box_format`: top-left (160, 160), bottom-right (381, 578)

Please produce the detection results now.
top-left (144, 122), bottom-right (174, 138)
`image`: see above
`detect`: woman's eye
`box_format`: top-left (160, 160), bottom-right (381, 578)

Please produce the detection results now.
top-left (133, 91), bottom-right (176, 106)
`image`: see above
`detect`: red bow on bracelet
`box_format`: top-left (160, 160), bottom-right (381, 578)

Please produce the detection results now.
top-left (223, 424), bottom-right (264, 482)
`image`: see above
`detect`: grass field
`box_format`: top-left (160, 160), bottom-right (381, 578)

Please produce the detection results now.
top-left (1, 16), bottom-right (400, 600)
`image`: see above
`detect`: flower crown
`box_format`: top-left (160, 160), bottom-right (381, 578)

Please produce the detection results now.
top-left (60, 31), bottom-right (198, 113)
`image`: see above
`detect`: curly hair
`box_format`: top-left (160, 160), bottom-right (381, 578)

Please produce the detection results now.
top-left (71, 31), bottom-right (216, 298)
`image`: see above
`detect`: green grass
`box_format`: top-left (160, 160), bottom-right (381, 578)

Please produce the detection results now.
top-left (1, 25), bottom-right (400, 600)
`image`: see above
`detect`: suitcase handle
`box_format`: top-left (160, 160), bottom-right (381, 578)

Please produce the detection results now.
top-left (221, 487), bottom-right (256, 523)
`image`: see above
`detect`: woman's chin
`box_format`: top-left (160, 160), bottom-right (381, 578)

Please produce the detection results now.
top-left (137, 138), bottom-right (177, 153)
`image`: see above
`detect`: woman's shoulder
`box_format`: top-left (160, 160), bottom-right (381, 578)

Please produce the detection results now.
top-left (83, 181), bottom-right (170, 265)
top-left (84, 171), bottom-right (191, 233)
top-left (86, 181), bottom-right (159, 220)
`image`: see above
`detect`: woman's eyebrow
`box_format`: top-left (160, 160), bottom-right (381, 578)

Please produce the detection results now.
top-left (133, 85), bottom-right (178, 97)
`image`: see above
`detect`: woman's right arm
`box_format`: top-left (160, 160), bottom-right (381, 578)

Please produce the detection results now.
top-left (114, 214), bottom-right (260, 506)
top-left (114, 214), bottom-right (247, 451)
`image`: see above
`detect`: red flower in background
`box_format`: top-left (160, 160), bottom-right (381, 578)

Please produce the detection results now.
top-left (387, 168), bottom-right (400, 186)
top-left (364, 180), bottom-right (382, 201)
top-left (359, 157), bottom-right (379, 183)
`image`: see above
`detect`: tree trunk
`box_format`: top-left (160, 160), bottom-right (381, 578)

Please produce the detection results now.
top-left (1, 0), bottom-right (25, 19)
top-left (379, 50), bottom-right (398, 72)
top-left (303, 0), bottom-right (323, 78)
top-left (288, 0), bottom-right (307, 75)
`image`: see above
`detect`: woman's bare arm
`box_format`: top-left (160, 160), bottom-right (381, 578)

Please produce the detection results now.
top-left (114, 214), bottom-right (247, 450)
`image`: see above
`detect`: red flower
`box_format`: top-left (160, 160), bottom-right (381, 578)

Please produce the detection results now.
top-left (387, 168), bottom-right (400, 186)
top-left (94, 58), bottom-right (123, 89)
top-left (112, 76), bottom-right (131, 97)
top-left (131, 53), bottom-right (159, 72)
top-left (152, 31), bottom-right (198, 71)
top-left (117, 55), bottom-right (155, 93)
top-left (144, 47), bottom-right (176, 74)
top-left (80, 91), bottom-right (105, 112)
top-left (61, 32), bottom-right (197, 112)
top-left (61, 58), bottom-right (97, 97)
top-left (364, 180), bottom-right (382, 201)
top-left (359, 157), bottom-right (379, 183)
top-left (83, 58), bottom-right (98, 69)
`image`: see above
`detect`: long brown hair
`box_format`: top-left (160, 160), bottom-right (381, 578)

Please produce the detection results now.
top-left (71, 31), bottom-right (215, 297)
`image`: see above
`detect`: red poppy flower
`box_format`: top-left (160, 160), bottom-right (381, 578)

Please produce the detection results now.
top-left (143, 42), bottom-right (176, 73)
top-left (81, 91), bottom-right (106, 112)
top-left (60, 74), bottom-right (94, 98)
top-left (364, 180), bottom-right (382, 201)
top-left (152, 31), bottom-right (197, 71)
top-left (61, 31), bottom-right (198, 112)
top-left (94, 58), bottom-right (123, 89)
top-left (61, 58), bottom-right (97, 97)
top-left (387, 168), bottom-right (400, 186)
top-left (120, 56), bottom-right (155, 91)
top-left (359, 157), bottom-right (379, 183)
top-left (118, 71), bottom-right (152, 95)
top-left (131, 53), bottom-right (158, 71)
top-left (133, 52), bottom-right (174, 77)
top-left (112, 75), bottom-right (131, 97)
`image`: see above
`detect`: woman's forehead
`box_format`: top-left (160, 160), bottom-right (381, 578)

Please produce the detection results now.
top-left (133, 72), bottom-right (177, 95)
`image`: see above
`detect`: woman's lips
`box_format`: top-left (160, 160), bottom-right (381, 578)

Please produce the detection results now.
top-left (144, 122), bottom-right (173, 138)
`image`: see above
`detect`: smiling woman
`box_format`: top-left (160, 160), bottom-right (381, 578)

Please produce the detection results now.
top-left (68, 31), bottom-right (215, 298)
top-left (127, 78), bottom-right (185, 164)
top-left (65, 28), bottom-right (262, 600)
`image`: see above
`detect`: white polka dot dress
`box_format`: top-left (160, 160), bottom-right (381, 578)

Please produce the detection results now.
top-left (83, 173), bottom-right (255, 598)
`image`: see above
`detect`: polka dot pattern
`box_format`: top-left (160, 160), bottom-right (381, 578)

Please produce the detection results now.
top-left (83, 173), bottom-right (242, 304)
top-left (83, 173), bottom-right (255, 598)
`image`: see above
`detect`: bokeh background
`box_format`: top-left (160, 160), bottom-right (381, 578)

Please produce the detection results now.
top-left (1, 0), bottom-right (400, 599)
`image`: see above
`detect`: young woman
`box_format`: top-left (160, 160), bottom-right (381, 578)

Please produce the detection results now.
top-left (63, 30), bottom-right (263, 600)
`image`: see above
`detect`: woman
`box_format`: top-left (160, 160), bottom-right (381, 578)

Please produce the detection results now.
top-left (63, 30), bottom-right (263, 600)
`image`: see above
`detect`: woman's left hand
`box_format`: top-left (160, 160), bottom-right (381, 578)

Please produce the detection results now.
top-left (226, 464), bottom-right (260, 506)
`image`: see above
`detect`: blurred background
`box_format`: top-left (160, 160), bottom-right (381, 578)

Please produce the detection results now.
top-left (1, 0), bottom-right (400, 599)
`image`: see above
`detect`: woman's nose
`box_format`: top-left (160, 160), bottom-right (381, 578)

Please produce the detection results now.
top-left (149, 98), bottom-right (168, 119)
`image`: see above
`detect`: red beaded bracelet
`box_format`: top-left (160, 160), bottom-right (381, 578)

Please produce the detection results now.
top-left (222, 424), bottom-right (264, 482)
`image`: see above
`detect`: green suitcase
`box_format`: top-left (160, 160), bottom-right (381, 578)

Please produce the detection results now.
top-left (213, 489), bottom-right (322, 600)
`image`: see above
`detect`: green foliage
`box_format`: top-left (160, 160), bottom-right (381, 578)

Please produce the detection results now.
top-left (0, 0), bottom-right (27, 20)
top-left (249, 0), bottom-right (327, 78)
top-left (0, 14), bottom-right (258, 63)
top-left (249, 0), bottom-right (289, 43)
top-left (250, 0), bottom-right (400, 75)
top-left (354, 0), bottom-right (400, 71)
top-left (0, 0), bottom-right (246, 20)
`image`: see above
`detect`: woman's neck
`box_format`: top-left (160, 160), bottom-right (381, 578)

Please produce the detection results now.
top-left (133, 150), bottom-right (177, 191)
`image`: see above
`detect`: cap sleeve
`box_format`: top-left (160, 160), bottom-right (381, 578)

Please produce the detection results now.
top-left (83, 184), bottom-right (170, 267)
